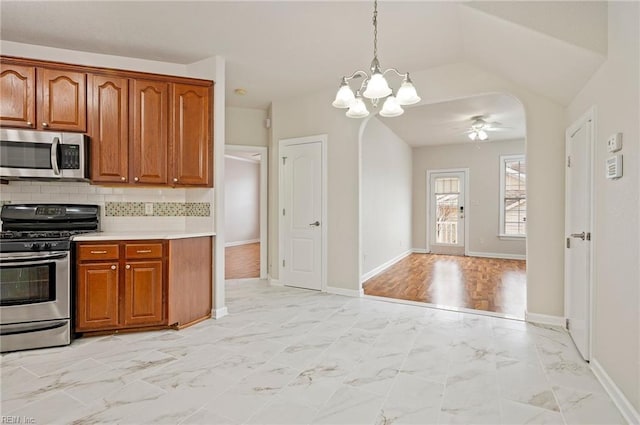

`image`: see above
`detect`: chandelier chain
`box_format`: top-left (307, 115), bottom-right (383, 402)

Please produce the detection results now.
top-left (373, 0), bottom-right (378, 59)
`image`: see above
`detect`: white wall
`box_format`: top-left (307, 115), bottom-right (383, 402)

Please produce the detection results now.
top-left (271, 62), bottom-right (565, 314)
top-left (270, 91), bottom-right (362, 289)
top-left (413, 139), bottom-right (526, 258)
top-left (361, 117), bottom-right (413, 278)
top-left (567, 2), bottom-right (639, 417)
top-left (226, 107), bottom-right (269, 147)
top-left (224, 157), bottom-right (260, 245)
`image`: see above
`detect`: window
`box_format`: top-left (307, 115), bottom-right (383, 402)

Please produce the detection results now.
top-left (500, 155), bottom-right (526, 237)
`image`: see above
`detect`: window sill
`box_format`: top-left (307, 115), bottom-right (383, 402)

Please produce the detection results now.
top-left (499, 234), bottom-right (526, 241)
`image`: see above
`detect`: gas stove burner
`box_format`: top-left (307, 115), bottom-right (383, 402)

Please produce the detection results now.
top-left (0, 204), bottom-right (100, 253)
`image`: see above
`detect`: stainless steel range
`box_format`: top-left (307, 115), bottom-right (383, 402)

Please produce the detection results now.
top-left (0, 204), bottom-right (99, 353)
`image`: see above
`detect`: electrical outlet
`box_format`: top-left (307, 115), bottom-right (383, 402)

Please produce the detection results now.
top-left (144, 203), bottom-right (154, 215)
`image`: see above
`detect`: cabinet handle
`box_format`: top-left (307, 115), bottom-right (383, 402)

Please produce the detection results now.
top-left (26, 121), bottom-right (33, 127)
top-left (110, 265), bottom-right (117, 270)
top-left (120, 176), bottom-right (126, 181)
top-left (173, 178), bottom-right (178, 183)
top-left (42, 122), bottom-right (48, 127)
top-left (91, 250), bottom-right (107, 254)
top-left (126, 264), bottom-right (131, 269)
top-left (136, 249), bottom-right (152, 254)
top-left (134, 177), bottom-right (139, 182)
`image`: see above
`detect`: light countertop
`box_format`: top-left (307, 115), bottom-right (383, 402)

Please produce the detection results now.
top-left (72, 231), bottom-right (215, 241)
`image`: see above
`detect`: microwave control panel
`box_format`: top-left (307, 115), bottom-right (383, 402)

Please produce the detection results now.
top-left (60, 145), bottom-right (81, 169)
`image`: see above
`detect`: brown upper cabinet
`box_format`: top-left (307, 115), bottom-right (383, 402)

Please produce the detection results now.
top-left (131, 79), bottom-right (170, 185)
top-left (2, 56), bottom-right (214, 188)
top-left (88, 74), bottom-right (129, 183)
top-left (1, 63), bottom-right (87, 132)
top-left (172, 83), bottom-right (212, 186)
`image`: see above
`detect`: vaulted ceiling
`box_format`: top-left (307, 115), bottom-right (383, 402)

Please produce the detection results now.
top-left (1, 1), bottom-right (607, 111)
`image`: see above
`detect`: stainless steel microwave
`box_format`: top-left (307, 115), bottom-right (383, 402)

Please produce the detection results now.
top-left (0, 129), bottom-right (89, 181)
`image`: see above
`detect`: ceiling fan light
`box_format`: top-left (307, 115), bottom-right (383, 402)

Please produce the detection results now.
top-left (363, 72), bottom-right (392, 99)
top-left (332, 80), bottom-right (356, 109)
top-left (396, 75), bottom-right (421, 106)
top-left (379, 94), bottom-right (404, 117)
top-left (478, 130), bottom-right (489, 141)
top-left (346, 95), bottom-right (370, 118)
top-left (468, 132), bottom-right (478, 141)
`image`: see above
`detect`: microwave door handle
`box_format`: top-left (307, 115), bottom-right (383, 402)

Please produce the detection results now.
top-left (51, 136), bottom-right (61, 175)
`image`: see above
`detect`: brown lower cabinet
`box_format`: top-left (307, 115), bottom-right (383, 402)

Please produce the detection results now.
top-left (75, 237), bottom-right (212, 334)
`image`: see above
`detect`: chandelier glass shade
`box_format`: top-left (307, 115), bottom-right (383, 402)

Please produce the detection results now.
top-left (332, 0), bottom-right (420, 118)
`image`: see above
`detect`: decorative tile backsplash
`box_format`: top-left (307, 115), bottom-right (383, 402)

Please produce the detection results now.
top-left (105, 202), bottom-right (210, 217)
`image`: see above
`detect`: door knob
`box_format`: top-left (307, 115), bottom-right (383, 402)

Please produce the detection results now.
top-left (110, 265), bottom-right (116, 270)
top-left (42, 122), bottom-right (48, 127)
top-left (134, 177), bottom-right (139, 182)
top-left (309, 221), bottom-right (320, 227)
top-left (126, 264), bottom-right (131, 269)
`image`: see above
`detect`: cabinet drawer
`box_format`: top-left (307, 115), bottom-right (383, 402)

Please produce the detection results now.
top-left (77, 244), bottom-right (119, 261)
top-left (125, 242), bottom-right (163, 259)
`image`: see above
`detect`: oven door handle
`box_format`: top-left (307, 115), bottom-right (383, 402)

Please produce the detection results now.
top-left (0, 320), bottom-right (67, 336)
top-left (0, 252), bottom-right (68, 265)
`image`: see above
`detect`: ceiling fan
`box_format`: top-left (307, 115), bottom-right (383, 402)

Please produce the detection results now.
top-left (465, 115), bottom-right (506, 141)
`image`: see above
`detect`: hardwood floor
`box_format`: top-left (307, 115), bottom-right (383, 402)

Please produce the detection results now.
top-left (225, 242), bottom-right (260, 279)
top-left (363, 253), bottom-right (526, 318)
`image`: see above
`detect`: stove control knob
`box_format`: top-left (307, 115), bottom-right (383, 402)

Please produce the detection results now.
top-left (43, 242), bottom-right (52, 250)
top-left (31, 243), bottom-right (41, 251)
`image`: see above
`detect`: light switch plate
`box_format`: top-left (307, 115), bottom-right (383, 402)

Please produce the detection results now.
top-left (144, 202), bottom-right (154, 215)
top-left (607, 133), bottom-right (622, 152)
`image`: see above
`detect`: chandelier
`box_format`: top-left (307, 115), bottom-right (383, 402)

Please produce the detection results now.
top-left (332, 0), bottom-right (421, 118)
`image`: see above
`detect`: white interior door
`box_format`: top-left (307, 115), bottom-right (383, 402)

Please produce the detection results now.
top-left (565, 114), bottom-right (593, 360)
top-left (280, 140), bottom-right (323, 290)
top-left (429, 171), bottom-right (466, 256)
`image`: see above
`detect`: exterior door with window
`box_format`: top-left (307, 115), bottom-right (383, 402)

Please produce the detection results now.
top-left (429, 171), bottom-right (466, 255)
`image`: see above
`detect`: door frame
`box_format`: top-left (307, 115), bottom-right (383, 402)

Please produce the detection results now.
top-left (426, 168), bottom-right (470, 255)
top-left (564, 106), bottom-right (596, 360)
top-left (224, 145), bottom-right (268, 279)
top-left (278, 134), bottom-right (328, 291)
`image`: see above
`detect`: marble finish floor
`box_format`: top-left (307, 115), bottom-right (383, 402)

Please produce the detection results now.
top-left (1, 279), bottom-right (625, 424)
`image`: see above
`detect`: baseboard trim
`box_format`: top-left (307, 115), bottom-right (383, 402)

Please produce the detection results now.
top-left (467, 250), bottom-right (526, 260)
top-left (591, 358), bottom-right (640, 424)
top-left (360, 250), bottom-right (412, 283)
top-left (326, 286), bottom-right (363, 297)
top-left (225, 239), bottom-right (260, 247)
top-left (412, 248), bottom-right (428, 254)
top-left (212, 306), bottom-right (228, 319)
top-left (268, 276), bottom-right (283, 286)
top-left (524, 311), bottom-right (565, 327)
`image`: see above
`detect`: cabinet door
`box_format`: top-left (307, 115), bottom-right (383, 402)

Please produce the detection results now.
top-left (38, 68), bottom-right (87, 132)
top-left (0, 63), bottom-right (36, 129)
top-left (131, 79), bottom-right (168, 185)
top-left (89, 75), bottom-right (129, 183)
top-left (123, 260), bottom-right (164, 327)
top-left (76, 262), bottom-right (119, 331)
top-left (171, 84), bottom-right (212, 186)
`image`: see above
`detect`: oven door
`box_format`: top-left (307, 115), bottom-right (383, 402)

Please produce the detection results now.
top-left (0, 251), bottom-right (70, 324)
